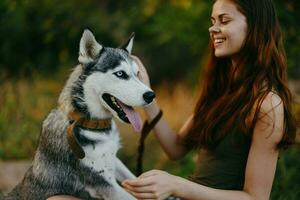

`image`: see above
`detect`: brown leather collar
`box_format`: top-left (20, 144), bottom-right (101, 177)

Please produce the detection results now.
top-left (66, 111), bottom-right (112, 159)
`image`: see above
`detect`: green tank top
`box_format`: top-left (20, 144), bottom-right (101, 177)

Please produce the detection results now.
top-left (189, 129), bottom-right (251, 190)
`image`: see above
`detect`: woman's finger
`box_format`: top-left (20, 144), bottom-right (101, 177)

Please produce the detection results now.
top-left (123, 177), bottom-right (153, 187)
top-left (131, 55), bottom-right (150, 86)
top-left (130, 191), bottom-right (157, 199)
top-left (131, 55), bottom-right (147, 74)
top-left (131, 55), bottom-right (143, 67)
top-left (139, 170), bottom-right (163, 178)
top-left (47, 196), bottom-right (81, 200)
top-left (123, 184), bottom-right (155, 193)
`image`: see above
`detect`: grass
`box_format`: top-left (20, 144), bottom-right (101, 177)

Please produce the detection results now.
top-left (0, 79), bottom-right (62, 159)
top-left (0, 78), bottom-right (299, 199)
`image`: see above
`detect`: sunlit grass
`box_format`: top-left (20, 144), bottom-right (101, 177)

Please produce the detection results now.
top-left (0, 79), bottom-right (61, 159)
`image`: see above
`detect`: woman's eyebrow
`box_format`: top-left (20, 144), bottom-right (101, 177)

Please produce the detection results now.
top-left (211, 13), bottom-right (230, 20)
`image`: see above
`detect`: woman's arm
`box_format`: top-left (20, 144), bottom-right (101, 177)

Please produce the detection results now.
top-left (122, 170), bottom-right (254, 200)
top-left (133, 56), bottom-right (192, 160)
top-left (242, 92), bottom-right (284, 199)
top-left (123, 92), bottom-right (284, 200)
top-left (144, 100), bottom-right (193, 160)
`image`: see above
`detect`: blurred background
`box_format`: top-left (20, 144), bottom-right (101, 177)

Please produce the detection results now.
top-left (0, 0), bottom-right (299, 199)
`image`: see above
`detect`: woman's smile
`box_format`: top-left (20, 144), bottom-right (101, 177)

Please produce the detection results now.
top-left (213, 37), bottom-right (226, 48)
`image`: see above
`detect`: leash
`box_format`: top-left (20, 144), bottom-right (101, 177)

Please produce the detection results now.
top-left (66, 111), bottom-right (112, 159)
top-left (136, 110), bottom-right (163, 176)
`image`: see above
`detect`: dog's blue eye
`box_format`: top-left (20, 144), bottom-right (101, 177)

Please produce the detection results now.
top-left (114, 71), bottom-right (129, 79)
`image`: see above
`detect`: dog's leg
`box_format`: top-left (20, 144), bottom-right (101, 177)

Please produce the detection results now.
top-left (87, 180), bottom-right (136, 200)
top-left (107, 181), bottom-right (137, 200)
top-left (115, 158), bottom-right (136, 182)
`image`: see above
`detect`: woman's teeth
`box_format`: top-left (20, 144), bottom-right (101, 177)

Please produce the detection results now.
top-left (215, 38), bottom-right (225, 43)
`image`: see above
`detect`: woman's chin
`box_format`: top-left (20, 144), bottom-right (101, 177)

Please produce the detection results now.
top-left (214, 49), bottom-right (234, 58)
top-left (215, 52), bottom-right (227, 58)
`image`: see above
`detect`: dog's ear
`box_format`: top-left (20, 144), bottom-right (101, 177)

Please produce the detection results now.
top-left (78, 29), bottom-right (103, 64)
top-left (121, 32), bottom-right (135, 54)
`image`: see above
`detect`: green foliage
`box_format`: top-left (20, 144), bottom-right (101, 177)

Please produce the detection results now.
top-left (134, 1), bottom-right (211, 84)
top-left (1, 0), bottom-right (298, 82)
top-left (271, 145), bottom-right (300, 200)
top-left (274, 0), bottom-right (300, 78)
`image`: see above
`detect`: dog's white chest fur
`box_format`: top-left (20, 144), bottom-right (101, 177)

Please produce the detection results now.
top-left (80, 121), bottom-right (120, 177)
top-left (77, 121), bottom-right (137, 200)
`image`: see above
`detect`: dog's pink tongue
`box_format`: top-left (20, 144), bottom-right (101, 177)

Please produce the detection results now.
top-left (117, 100), bottom-right (142, 133)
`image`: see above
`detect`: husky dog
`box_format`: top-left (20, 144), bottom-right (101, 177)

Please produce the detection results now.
top-left (5, 29), bottom-right (156, 200)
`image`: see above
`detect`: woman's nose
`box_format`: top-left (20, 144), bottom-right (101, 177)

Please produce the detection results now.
top-left (209, 24), bottom-right (221, 33)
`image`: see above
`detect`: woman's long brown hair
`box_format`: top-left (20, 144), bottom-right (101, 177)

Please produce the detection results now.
top-left (184, 0), bottom-right (297, 150)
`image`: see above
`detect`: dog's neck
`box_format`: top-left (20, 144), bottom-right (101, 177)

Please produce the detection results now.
top-left (66, 110), bottom-right (112, 159)
top-left (68, 110), bottom-right (112, 130)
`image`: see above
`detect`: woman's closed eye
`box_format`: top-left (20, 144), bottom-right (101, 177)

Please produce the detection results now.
top-left (221, 19), bottom-right (231, 25)
top-left (210, 18), bottom-right (231, 26)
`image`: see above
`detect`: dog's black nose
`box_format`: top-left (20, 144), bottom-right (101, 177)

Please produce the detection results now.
top-left (143, 91), bottom-right (156, 104)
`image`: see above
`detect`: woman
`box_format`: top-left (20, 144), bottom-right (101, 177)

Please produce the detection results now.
top-left (49, 0), bottom-right (297, 199)
top-left (122, 0), bottom-right (297, 199)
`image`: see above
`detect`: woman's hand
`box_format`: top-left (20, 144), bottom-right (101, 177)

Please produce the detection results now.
top-left (47, 195), bottom-right (81, 200)
top-left (131, 55), bottom-right (151, 87)
top-left (122, 170), bottom-right (180, 200)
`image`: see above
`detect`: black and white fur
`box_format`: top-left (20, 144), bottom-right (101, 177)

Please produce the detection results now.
top-left (5, 29), bottom-right (155, 200)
